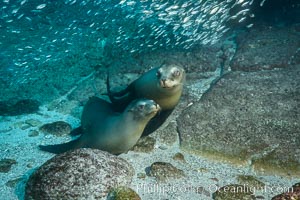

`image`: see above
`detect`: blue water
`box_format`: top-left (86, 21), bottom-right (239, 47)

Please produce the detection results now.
top-left (0, 0), bottom-right (255, 82)
top-left (1, 0), bottom-right (299, 87)
top-left (0, 0), bottom-right (300, 199)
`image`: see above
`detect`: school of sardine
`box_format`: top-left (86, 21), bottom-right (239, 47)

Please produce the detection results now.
top-left (0, 0), bottom-right (260, 84)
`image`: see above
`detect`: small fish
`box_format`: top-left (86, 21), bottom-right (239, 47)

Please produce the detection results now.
top-left (36, 4), bottom-right (47, 10)
top-left (241, 2), bottom-right (249, 7)
top-left (20, 0), bottom-right (27, 5)
top-left (238, 17), bottom-right (247, 23)
top-left (12, 8), bottom-right (19, 14)
top-left (17, 14), bottom-right (24, 19)
top-left (210, 6), bottom-right (219, 15)
top-left (69, 0), bottom-right (76, 5)
top-left (183, 16), bottom-right (191, 23)
top-left (260, 0), bottom-right (267, 7)
top-left (246, 23), bottom-right (254, 28)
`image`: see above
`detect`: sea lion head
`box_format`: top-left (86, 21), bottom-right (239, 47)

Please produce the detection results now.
top-left (126, 99), bottom-right (161, 121)
top-left (156, 63), bottom-right (185, 91)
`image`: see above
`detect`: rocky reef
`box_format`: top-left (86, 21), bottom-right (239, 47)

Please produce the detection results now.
top-left (25, 149), bottom-right (134, 199)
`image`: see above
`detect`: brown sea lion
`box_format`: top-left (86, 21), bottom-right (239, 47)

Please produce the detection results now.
top-left (107, 63), bottom-right (185, 136)
top-left (39, 97), bottom-right (160, 154)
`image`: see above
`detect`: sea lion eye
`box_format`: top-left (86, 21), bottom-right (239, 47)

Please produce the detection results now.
top-left (138, 104), bottom-right (145, 110)
top-left (156, 71), bottom-right (161, 78)
top-left (173, 70), bottom-right (181, 77)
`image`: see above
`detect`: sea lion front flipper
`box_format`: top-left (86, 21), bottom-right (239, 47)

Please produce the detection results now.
top-left (69, 126), bottom-right (83, 136)
top-left (106, 72), bottom-right (135, 112)
top-left (141, 109), bottom-right (174, 137)
top-left (39, 138), bottom-right (83, 154)
top-left (106, 72), bottom-right (130, 98)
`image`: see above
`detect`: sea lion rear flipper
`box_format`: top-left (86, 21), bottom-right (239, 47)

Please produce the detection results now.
top-left (69, 126), bottom-right (83, 136)
top-left (39, 138), bottom-right (82, 154)
top-left (141, 109), bottom-right (174, 137)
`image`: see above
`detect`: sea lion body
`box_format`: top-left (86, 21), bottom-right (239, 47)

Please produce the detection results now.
top-left (132, 67), bottom-right (183, 110)
top-left (39, 97), bottom-right (160, 154)
top-left (107, 63), bottom-right (185, 136)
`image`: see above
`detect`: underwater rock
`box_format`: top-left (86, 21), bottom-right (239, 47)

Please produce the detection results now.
top-left (25, 148), bottom-right (134, 200)
top-left (155, 121), bottom-right (178, 146)
top-left (5, 177), bottom-right (23, 188)
top-left (271, 182), bottom-right (300, 200)
top-left (106, 186), bottom-right (141, 200)
top-left (177, 66), bottom-right (300, 177)
top-left (147, 162), bottom-right (185, 182)
top-left (25, 119), bottom-right (42, 127)
top-left (212, 184), bottom-right (255, 200)
top-left (0, 99), bottom-right (40, 116)
top-left (20, 124), bottom-right (31, 130)
top-left (232, 26), bottom-right (300, 71)
top-left (0, 158), bottom-right (17, 173)
top-left (106, 46), bottom-right (222, 81)
top-left (39, 121), bottom-right (71, 136)
top-left (138, 47), bottom-right (222, 73)
top-left (137, 173), bottom-right (146, 179)
top-left (0, 127), bottom-right (12, 133)
top-left (28, 130), bottom-right (39, 137)
top-left (172, 153), bottom-right (186, 163)
top-left (131, 136), bottom-right (156, 153)
top-left (237, 175), bottom-right (265, 190)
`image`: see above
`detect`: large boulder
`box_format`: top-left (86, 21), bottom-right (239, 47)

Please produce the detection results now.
top-left (177, 66), bottom-right (300, 177)
top-left (272, 182), bottom-right (300, 200)
top-left (231, 25), bottom-right (300, 72)
top-left (25, 148), bottom-right (134, 200)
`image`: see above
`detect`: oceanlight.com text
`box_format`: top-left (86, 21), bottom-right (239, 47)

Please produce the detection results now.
top-left (135, 183), bottom-right (293, 196)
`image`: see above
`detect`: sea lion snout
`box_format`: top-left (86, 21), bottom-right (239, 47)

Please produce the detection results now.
top-left (144, 99), bottom-right (161, 114)
top-left (151, 100), bottom-right (161, 112)
top-left (160, 78), bottom-right (169, 88)
top-left (157, 64), bottom-right (185, 89)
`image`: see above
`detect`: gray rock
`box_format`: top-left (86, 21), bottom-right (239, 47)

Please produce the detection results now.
top-left (108, 46), bottom-right (222, 75)
top-left (131, 136), bottom-right (156, 153)
top-left (0, 158), bottom-right (17, 173)
top-left (106, 186), bottom-right (141, 200)
top-left (39, 121), bottom-right (71, 137)
top-left (25, 119), bottom-right (42, 127)
top-left (28, 130), bottom-right (39, 137)
top-left (271, 182), bottom-right (300, 200)
top-left (155, 121), bottom-right (178, 146)
top-left (6, 177), bottom-right (23, 188)
top-left (177, 66), bottom-right (300, 177)
top-left (231, 26), bottom-right (300, 72)
top-left (136, 173), bottom-right (146, 179)
top-left (147, 162), bottom-right (185, 182)
top-left (172, 153), bottom-right (186, 163)
top-left (25, 148), bottom-right (134, 200)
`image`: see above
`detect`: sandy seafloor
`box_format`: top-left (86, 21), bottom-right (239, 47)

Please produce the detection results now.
top-left (0, 79), bottom-right (298, 200)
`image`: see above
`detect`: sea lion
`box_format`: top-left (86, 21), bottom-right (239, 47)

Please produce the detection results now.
top-left (39, 97), bottom-right (160, 155)
top-left (107, 63), bottom-right (185, 136)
